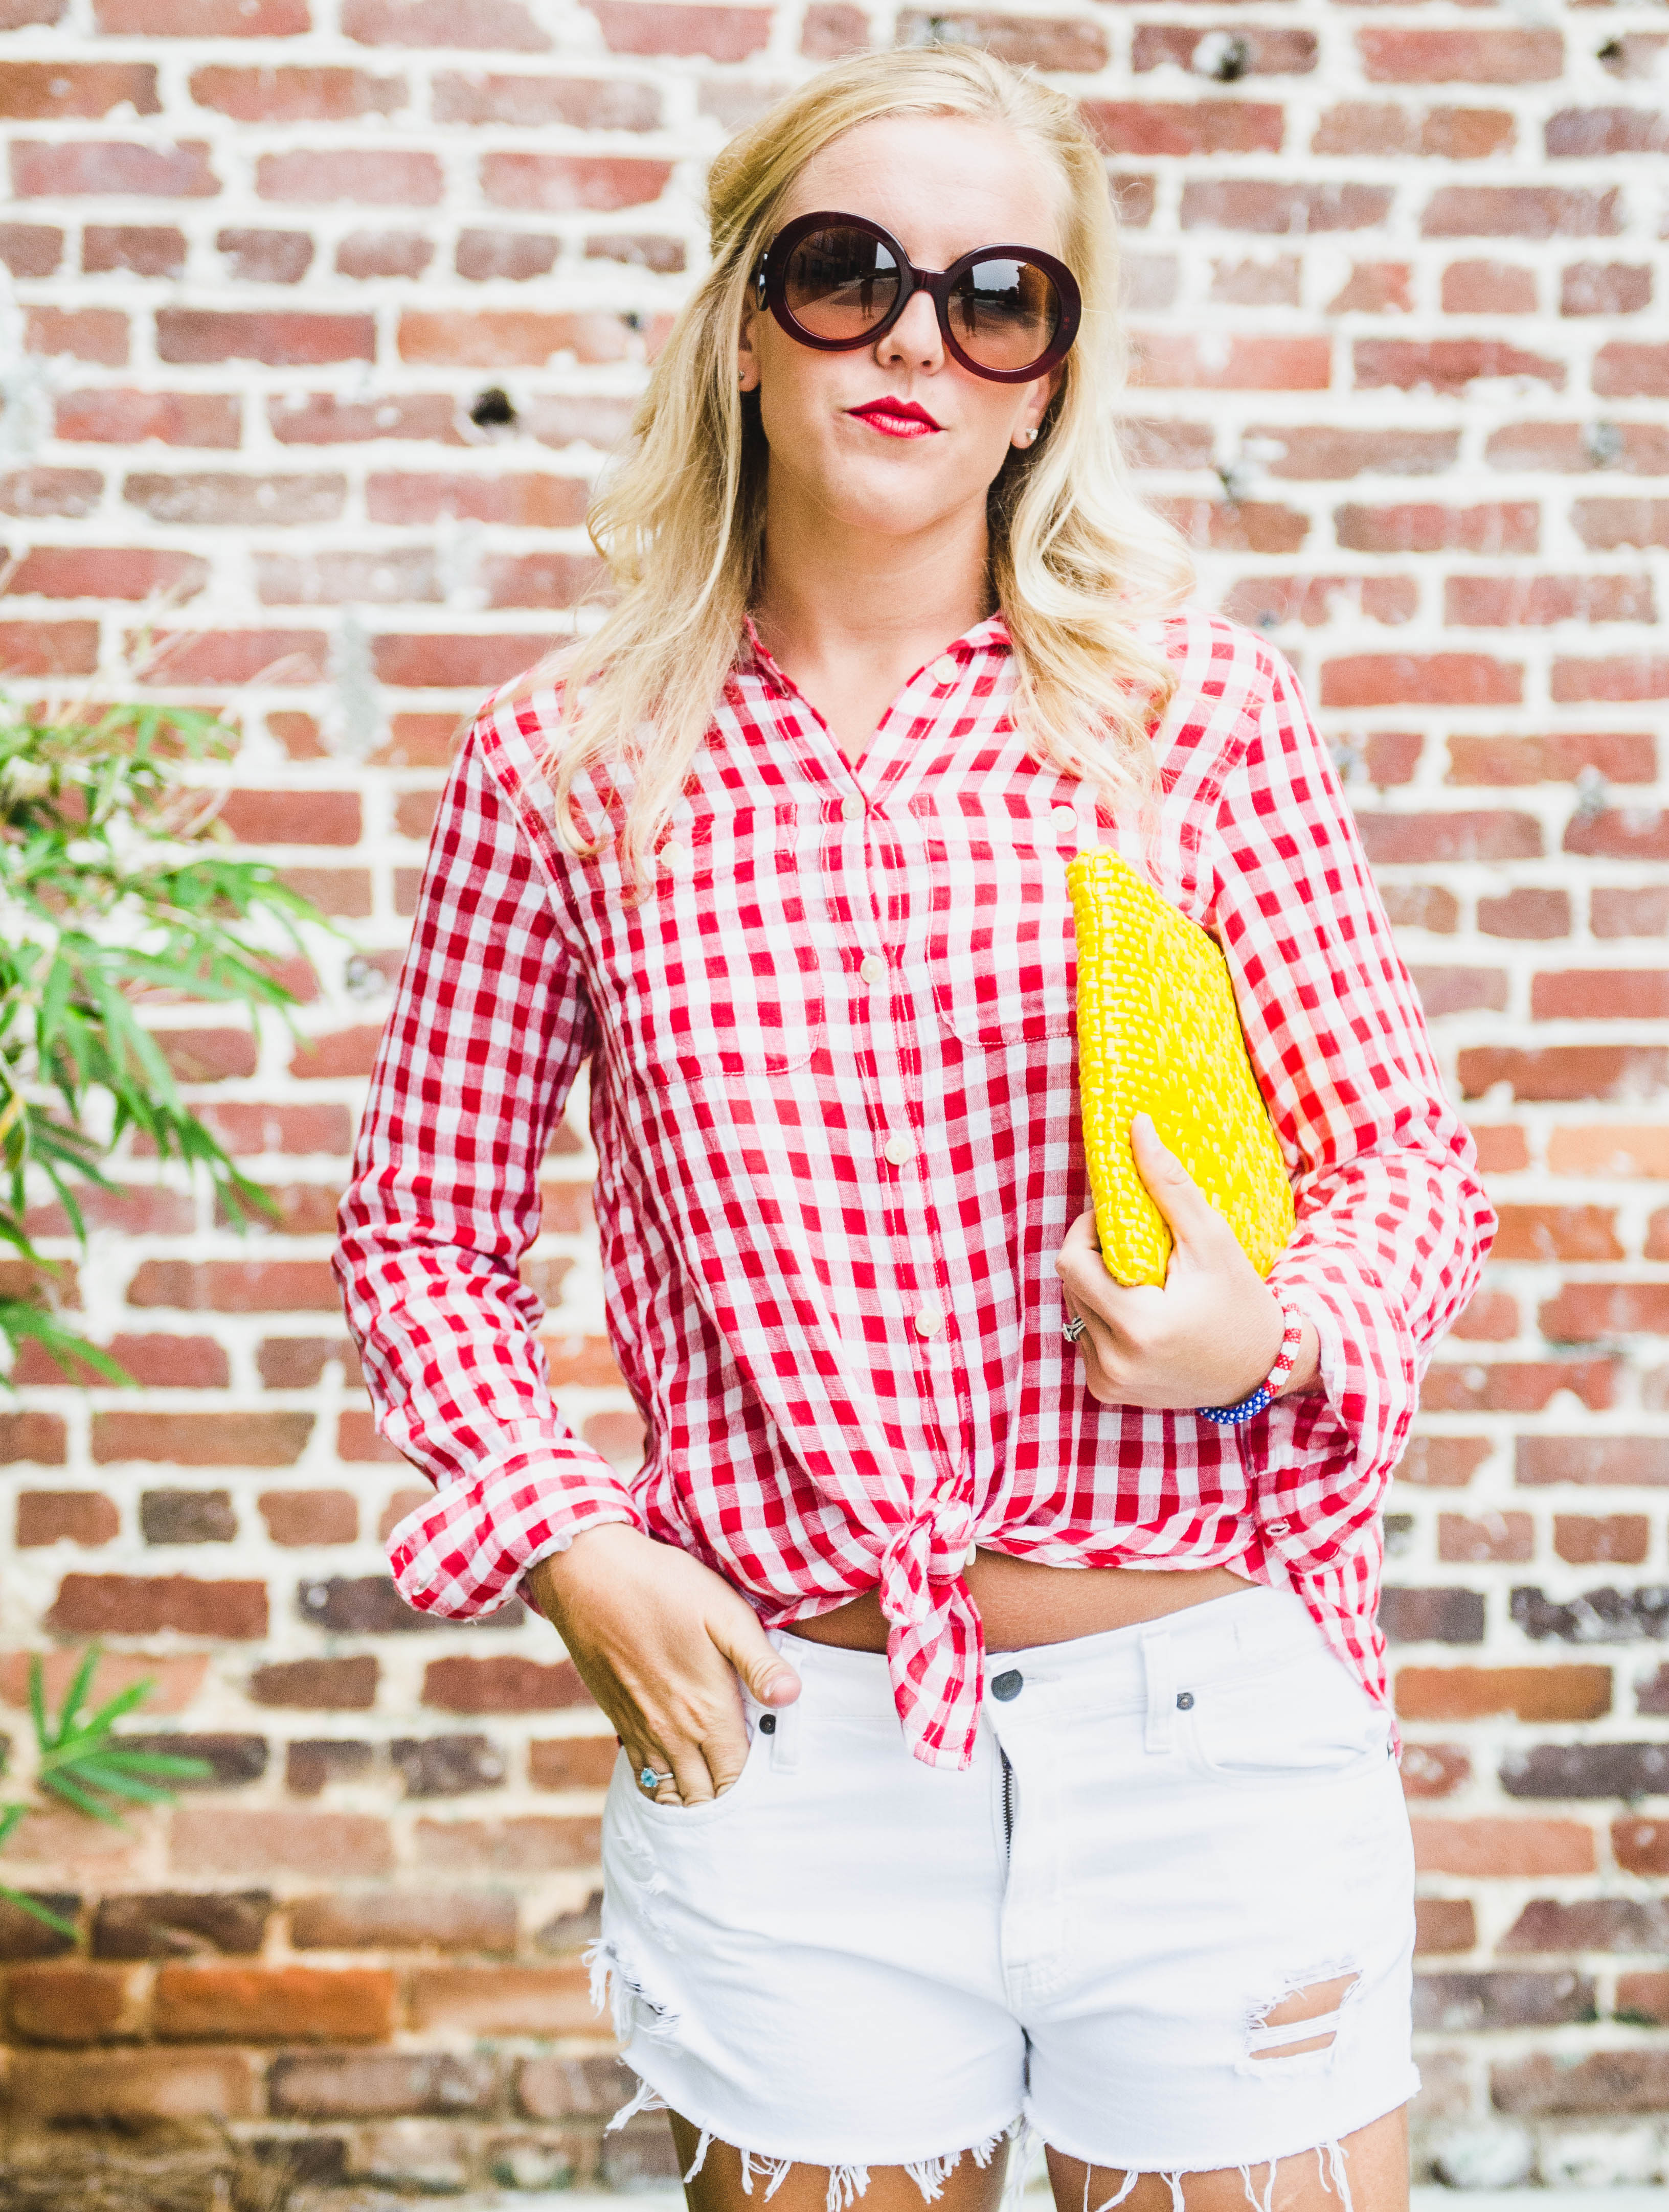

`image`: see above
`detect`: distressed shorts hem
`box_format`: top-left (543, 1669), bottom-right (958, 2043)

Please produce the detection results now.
top-left (1023, 2072), bottom-right (1423, 2183)
top-left (613, 2049), bottom-right (1024, 2180)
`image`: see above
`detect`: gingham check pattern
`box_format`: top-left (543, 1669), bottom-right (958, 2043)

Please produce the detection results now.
top-left (336, 608), bottom-right (1496, 1770)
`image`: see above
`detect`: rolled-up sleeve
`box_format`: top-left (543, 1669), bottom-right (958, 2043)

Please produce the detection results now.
top-left (333, 722), bottom-right (644, 1619)
top-left (1207, 643), bottom-right (1497, 1581)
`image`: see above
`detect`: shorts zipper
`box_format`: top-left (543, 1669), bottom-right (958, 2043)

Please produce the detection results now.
top-left (1000, 1747), bottom-right (1016, 1863)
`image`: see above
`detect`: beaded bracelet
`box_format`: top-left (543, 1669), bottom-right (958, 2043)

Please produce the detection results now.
top-left (1196, 1300), bottom-right (1305, 1427)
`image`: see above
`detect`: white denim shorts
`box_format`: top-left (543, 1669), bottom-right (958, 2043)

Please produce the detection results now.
top-left (592, 1582), bottom-right (1418, 2205)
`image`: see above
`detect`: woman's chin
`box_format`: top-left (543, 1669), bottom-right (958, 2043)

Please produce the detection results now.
top-left (779, 459), bottom-right (983, 543)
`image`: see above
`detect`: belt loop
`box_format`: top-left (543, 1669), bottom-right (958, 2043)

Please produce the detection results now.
top-left (1142, 1626), bottom-right (1175, 1754)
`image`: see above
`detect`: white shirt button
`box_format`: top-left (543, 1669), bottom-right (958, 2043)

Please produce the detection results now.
top-left (1052, 806), bottom-right (1077, 833)
top-left (883, 1134), bottom-right (915, 1166)
top-left (841, 795), bottom-right (863, 820)
top-left (660, 838), bottom-right (689, 874)
top-left (859, 953), bottom-right (885, 984)
top-left (930, 655), bottom-right (959, 686)
top-left (914, 1307), bottom-right (943, 1338)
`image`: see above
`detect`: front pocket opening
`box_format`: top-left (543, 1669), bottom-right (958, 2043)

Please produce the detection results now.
top-left (1184, 1660), bottom-right (1393, 1785)
top-left (622, 1718), bottom-right (768, 1821)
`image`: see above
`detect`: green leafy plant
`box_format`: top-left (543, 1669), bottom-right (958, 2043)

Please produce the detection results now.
top-left (0, 695), bottom-right (330, 1381)
top-left (1, 1648), bottom-right (211, 1935)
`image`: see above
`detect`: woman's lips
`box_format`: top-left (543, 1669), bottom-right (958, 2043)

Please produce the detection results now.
top-left (847, 400), bottom-right (942, 440)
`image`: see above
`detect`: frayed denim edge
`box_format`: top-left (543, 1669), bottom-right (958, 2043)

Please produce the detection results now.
top-left (603, 2077), bottom-right (1366, 2212)
top-left (1038, 2122), bottom-right (1369, 2212)
top-left (600, 2065), bottom-right (1021, 2212)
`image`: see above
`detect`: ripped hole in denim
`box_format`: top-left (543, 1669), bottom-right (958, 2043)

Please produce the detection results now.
top-left (1247, 1971), bottom-right (1360, 2064)
top-left (585, 1935), bottom-right (681, 2045)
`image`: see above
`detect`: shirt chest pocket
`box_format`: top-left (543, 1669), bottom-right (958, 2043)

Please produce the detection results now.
top-left (617, 802), bottom-right (826, 1086)
top-left (915, 801), bottom-right (1081, 1050)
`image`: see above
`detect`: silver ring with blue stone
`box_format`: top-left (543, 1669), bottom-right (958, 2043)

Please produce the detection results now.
top-left (639, 1765), bottom-right (674, 1792)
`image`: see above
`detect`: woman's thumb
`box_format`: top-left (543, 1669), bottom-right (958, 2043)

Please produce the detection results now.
top-left (1131, 1112), bottom-right (1216, 1254)
top-left (712, 1610), bottom-right (801, 1707)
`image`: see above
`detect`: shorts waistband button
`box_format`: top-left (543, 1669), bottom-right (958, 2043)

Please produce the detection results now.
top-left (990, 1670), bottom-right (1023, 1702)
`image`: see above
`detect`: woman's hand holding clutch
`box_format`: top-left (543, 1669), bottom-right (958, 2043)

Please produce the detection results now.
top-left (1057, 1112), bottom-right (1320, 1413)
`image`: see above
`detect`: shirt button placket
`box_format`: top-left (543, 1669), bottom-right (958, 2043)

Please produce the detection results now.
top-left (836, 786), bottom-right (948, 1370)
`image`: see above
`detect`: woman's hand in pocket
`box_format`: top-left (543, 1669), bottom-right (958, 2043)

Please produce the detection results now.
top-left (525, 1525), bottom-right (801, 1807)
top-left (1057, 1113), bottom-right (1318, 1410)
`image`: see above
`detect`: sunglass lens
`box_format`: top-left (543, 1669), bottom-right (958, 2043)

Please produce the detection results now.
top-left (949, 257), bottom-right (1062, 373)
top-left (782, 225), bottom-right (902, 341)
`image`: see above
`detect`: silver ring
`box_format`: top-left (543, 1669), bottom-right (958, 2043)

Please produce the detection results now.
top-left (638, 1766), bottom-right (674, 1792)
top-left (1062, 1313), bottom-right (1087, 1344)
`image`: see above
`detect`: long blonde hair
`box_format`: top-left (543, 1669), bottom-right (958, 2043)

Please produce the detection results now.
top-left (534, 43), bottom-right (1195, 875)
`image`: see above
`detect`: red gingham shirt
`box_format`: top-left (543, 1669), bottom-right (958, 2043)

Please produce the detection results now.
top-left (336, 607), bottom-right (1496, 1769)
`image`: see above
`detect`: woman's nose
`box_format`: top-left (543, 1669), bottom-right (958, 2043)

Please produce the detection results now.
top-left (875, 288), bottom-right (943, 371)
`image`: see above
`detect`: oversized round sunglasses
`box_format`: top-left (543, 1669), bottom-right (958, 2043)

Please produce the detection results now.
top-left (752, 210), bottom-right (1081, 386)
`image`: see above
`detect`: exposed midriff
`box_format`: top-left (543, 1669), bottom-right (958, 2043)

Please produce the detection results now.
top-left (785, 1555), bottom-right (1254, 1656)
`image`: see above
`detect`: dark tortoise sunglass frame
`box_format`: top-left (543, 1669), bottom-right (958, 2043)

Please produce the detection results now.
top-left (752, 209), bottom-right (1082, 386)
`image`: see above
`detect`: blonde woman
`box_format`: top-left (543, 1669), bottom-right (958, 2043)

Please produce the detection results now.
top-left (337, 45), bottom-right (1495, 2212)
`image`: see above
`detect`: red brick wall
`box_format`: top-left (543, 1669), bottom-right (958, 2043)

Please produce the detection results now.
top-left (2, 0), bottom-right (1666, 2191)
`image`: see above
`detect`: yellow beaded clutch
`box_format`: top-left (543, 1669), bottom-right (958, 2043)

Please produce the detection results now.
top-left (1068, 848), bottom-right (1295, 1289)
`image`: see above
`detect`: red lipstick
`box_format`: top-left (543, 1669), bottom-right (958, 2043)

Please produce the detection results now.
top-left (846, 396), bottom-right (943, 439)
